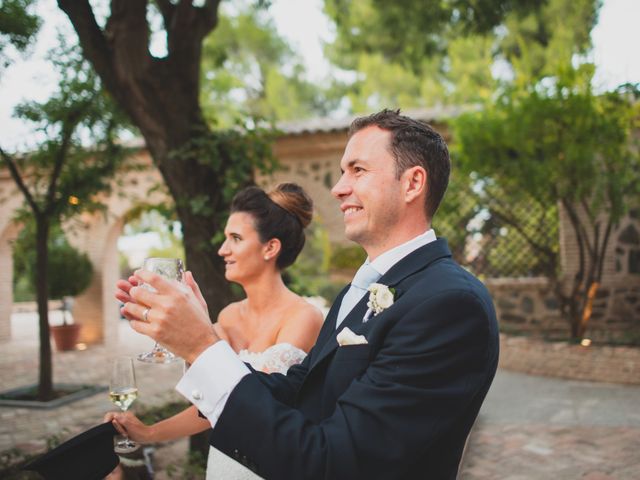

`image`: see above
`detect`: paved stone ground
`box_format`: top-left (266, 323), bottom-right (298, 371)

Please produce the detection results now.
top-left (3, 312), bottom-right (640, 478)
top-left (459, 370), bottom-right (640, 479)
top-left (0, 312), bottom-right (184, 455)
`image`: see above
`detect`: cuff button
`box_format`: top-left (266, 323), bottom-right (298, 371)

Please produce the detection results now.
top-left (192, 389), bottom-right (203, 400)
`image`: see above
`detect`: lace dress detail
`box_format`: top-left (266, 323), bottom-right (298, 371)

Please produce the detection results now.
top-left (206, 343), bottom-right (307, 479)
top-left (237, 342), bottom-right (307, 374)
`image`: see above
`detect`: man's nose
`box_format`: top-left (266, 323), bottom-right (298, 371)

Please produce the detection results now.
top-left (331, 173), bottom-right (350, 199)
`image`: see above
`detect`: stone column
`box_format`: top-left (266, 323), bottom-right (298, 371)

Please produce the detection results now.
top-left (0, 229), bottom-right (15, 343)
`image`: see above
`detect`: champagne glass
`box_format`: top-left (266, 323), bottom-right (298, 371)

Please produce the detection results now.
top-left (137, 257), bottom-right (183, 364)
top-left (110, 356), bottom-right (139, 453)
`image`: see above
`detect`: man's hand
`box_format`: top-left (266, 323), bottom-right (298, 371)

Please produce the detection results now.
top-left (184, 271), bottom-right (209, 316)
top-left (121, 269), bottom-right (219, 363)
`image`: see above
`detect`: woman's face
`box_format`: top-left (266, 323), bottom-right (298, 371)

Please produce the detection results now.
top-left (218, 212), bottom-right (270, 283)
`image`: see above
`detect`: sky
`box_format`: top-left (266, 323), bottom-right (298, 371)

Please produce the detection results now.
top-left (0, 0), bottom-right (639, 151)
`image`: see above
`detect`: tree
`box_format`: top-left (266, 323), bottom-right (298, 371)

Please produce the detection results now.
top-left (0, 42), bottom-right (126, 400)
top-left (200, 4), bottom-right (340, 126)
top-left (0, 0), bottom-right (41, 72)
top-left (56, 0), bottom-right (277, 322)
top-left (322, 0), bottom-right (599, 111)
top-left (13, 222), bottom-right (94, 306)
top-left (453, 72), bottom-right (640, 340)
top-left (52, 1), bottom-right (563, 323)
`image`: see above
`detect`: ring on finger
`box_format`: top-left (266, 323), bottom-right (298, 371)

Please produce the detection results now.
top-left (142, 308), bottom-right (150, 322)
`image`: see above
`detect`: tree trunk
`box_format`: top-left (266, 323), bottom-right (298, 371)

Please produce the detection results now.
top-left (57, 0), bottom-right (236, 320)
top-left (35, 216), bottom-right (54, 401)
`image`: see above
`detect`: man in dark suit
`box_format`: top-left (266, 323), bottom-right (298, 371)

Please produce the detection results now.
top-left (123, 109), bottom-right (499, 479)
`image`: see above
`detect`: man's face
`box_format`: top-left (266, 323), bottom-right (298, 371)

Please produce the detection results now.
top-left (331, 126), bottom-right (404, 255)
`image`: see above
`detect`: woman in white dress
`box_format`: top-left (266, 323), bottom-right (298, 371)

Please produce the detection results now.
top-left (107, 183), bottom-right (323, 479)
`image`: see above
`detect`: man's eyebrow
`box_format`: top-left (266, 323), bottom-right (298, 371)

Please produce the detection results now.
top-left (340, 158), bottom-right (365, 174)
top-left (345, 159), bottom-right (363, 169)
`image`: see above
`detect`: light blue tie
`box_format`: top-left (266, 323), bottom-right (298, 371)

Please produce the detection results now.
top-left (336, 262), bottom-right (381, 328)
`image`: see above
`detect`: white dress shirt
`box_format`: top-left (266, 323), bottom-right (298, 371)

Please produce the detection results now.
top-left (335, 228), bottom-right (437, 327)
top-left (176, 229), bottom-right (437, 427)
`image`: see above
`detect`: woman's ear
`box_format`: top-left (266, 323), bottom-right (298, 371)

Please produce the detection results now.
top-left (263, 238), bottom-right (282, 261)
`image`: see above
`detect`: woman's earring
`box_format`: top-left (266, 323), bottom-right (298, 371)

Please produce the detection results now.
top-left (264, 256), bottom-right (269, 261)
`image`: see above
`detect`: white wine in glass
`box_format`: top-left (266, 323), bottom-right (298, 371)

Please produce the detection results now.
top-left (110, 356), bottom-right (139, 453)
top-left (137, 257), bottom-right (183, 364)
top-left (109, 387), bottom-right (138, 411)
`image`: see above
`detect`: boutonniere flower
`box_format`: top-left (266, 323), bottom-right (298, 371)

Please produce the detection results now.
top-left (364, 283), bottom-right (395, 322)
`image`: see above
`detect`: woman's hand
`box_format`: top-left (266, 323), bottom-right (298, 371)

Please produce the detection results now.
top-left (115, 275), bottom-right (140, 320)
top-left (104, 411), bottom-right (154, 444)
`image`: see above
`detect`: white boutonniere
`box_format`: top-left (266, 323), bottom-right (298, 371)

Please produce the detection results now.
top-left (364, 283), bottom-right (395, 322)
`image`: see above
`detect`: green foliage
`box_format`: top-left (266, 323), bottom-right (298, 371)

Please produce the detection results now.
top-left (200, 4), bottom-right (341, 126)
top-left (325, 0), bottom-right (539, 72)
top-left (0, 37), bottom-right (132, 398)
top-left (0, 0), bottom-right (41, 71)
top-left (329, 245), bottom-right (367, 271)
top-left (286, 223), bottom-right (344, 302)
top-left (3, 37), bottom-right (131, 225)
top-left (13, 222), bottom-right (93, 300)
top-left (170, 123), bottom-right (277, 215)
top-left (454, 79), bottom-right (639, 227)
top-left (498, 0), bottom-right (600, 85)
top-left (433, 171), bottom-right (560, 278)
top-left (453, 69), bottom-right (640, 337)
top-left (323, 0), bottom-right (600, 112)
top-left (432, 173), bottom-right (484, 263)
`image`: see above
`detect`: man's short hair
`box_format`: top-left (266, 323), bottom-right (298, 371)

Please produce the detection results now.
top-left (348, 109), bottom-right (450, 219)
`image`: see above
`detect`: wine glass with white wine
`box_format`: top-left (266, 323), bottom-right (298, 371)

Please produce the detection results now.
top-left (137, 257), bottom-right (183, 364)
top-left (109, 356), bottom-right (139, 453)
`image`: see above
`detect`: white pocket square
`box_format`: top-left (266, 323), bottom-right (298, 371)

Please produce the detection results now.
top-left (336, 327), bottom-right (368, 346)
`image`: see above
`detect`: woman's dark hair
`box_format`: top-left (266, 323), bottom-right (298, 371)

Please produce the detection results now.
top-left (230, 183), bottom-right (313, 270)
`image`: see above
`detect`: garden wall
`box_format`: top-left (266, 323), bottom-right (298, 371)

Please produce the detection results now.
top-left (499, 333), bottom-right (640, 385)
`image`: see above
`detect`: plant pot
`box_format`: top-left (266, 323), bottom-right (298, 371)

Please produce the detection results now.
top-left (51, 324), bottom-right (82, 351)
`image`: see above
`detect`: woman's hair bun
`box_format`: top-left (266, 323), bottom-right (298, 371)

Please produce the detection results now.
top-left (268, 183), bottom-right (313, 228)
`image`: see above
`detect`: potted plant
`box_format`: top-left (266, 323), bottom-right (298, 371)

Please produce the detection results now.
top-left (14, 223), bottom-right (94, 351)
top-left (47, 239), bottom-right (93, 351)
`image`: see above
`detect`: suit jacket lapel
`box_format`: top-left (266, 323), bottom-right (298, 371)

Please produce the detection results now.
top-left (310, 294), bottom-right (370, 370)
top-left (308, 238), bottom-right (452, 372)
top-left (308, 285), bottom-right (349, 367)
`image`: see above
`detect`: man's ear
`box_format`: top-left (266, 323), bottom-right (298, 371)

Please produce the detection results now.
top-left (402, 166), bottom-right (427, 204)
top-left (263, 238), bottom-right (282, 261)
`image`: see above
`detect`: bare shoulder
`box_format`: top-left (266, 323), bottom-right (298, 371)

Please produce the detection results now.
top-left (217, 301), bottom-right (242, 327)
top-left (288, 295), bottom-right (323, 324)
top-left (277, 296), bottom-right (323, 351)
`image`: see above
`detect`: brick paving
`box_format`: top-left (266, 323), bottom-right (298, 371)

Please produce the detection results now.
top-left (3, 312), bottom-right (640, 478)
top-left (0, 312), bottom-right (184, 455)
top-left (459, 370), bottom-right (640, 479)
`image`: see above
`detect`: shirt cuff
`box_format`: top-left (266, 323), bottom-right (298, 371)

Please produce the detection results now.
top-left (175, 341), bottom-right (250, 427)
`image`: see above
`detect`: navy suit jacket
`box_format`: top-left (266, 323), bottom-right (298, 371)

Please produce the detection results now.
top-left (211, 239), bottom-right (499, 479)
